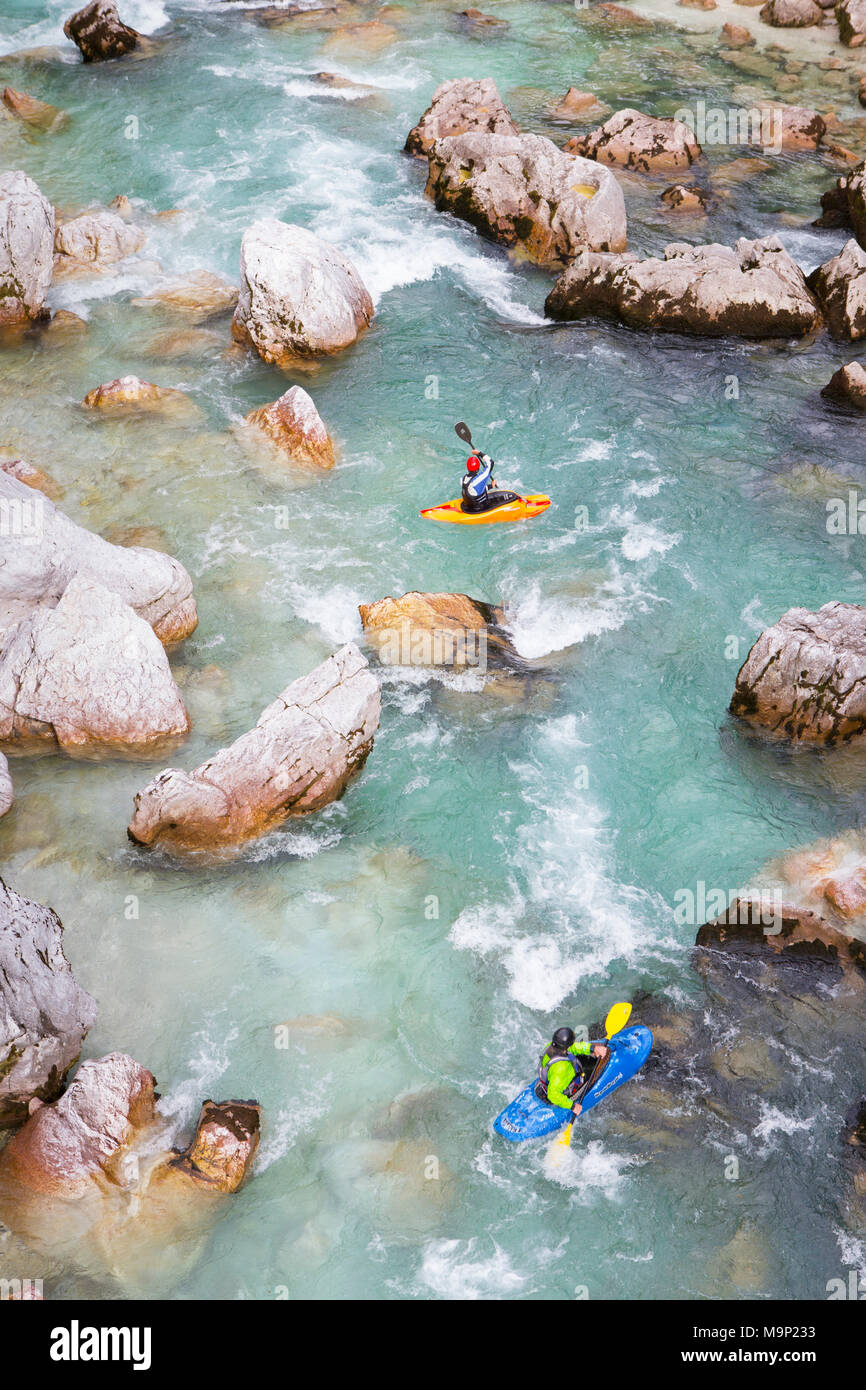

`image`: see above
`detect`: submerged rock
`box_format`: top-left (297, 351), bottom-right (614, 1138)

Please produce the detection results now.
top-left (0, 1052), bottom-right (260, 1285)
top-left (822, 360), bottom-right (866, 408)
top-left (836, 0), bottom-right (866, 44)
top-left (54, 209), bottom-right (144, 275)
top-left (756, 103), bottom-right (826, 151)
top-left (695, 901), bottom-right (866, 994)
top-left (244, 385), bottom-right (335, 471)
top-left (131, 269), bottom-right (238, 321)
top-left (0, 879), bottom-right (97, 1128)
top-left (232, 219), bottom-right (374, 366)
top-left (808, 239), bottom-right (866, 338)
top-left (566, 108), bottom-right (701, 173)
top-left (0, 171), bottom-right (54, 325)
top-left (0, 573), bottom-right (190, 756)
top-left (63, 1), bottom-right (141, 62)
top-left (457, 8), bottom-right (509, 32)
top-left (425, 131), bottom-right (627, 266)
top-left (359, 591), bottom-right (521, 670)
top-left (405, 77), bottom-right (518, 157)
top-left (128, 643), bottom-right (380, 853)
top-left (546, 236), bottom-right (820, 339)
top-left (1, 87), bottom-right (67, 132)
top-left (0, 471), bottom-right (197, 645)
top-left (730, 602), bottom-right (866, 744)
top-left (548, 88), bottom-right (610, 122)
top-left (82, 374), bottom-right (197, 417)
top-left (661, 183), bottom-right (710, 213)
top-left (0, 456), bottom-right (63, 499)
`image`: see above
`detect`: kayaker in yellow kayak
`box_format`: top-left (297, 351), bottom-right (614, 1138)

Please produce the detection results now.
top-left (535, 1026), bottom-right (610, 1118)
top-left (457, 422), bottom-right (519, 515)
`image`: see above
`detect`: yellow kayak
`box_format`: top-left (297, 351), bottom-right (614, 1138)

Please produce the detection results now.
top-left (420, 493), bottom-right (551, 525)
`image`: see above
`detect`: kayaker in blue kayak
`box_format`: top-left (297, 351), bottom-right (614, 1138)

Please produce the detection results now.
top-left (535, 1027), bottom-right (610, 1118)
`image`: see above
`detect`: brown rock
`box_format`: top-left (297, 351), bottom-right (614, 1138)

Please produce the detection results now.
top-left (808, 239), bottom-right (866, 338)
top-left (721, 21), bottom-right (756, 41)
top-left (131, 270), bottom-right (239, 322)
top-left (836, 0), bottom-right (866, 45)
top-left (730, 602), bottom-right (866, 744)
top-left (169, 1100), bottom-right (260, 1192)
top-left (359, 591), bottom-right (521, 669)
top-left (548, 87), bottom-right (610, 121)
top-left (245, 385), bottom-right (335, 471)
top-left (678, 0), bottom-right (717, 8)
top-left (321, 20), bottom-right (398, 56)
top-left (586, 3), bottom-right (654, 25)
top-left (63, 1), bottom-right (140, 62)
top-left (82, 374), bottom-right (198, 417)
top-left (1, 87), bottom-right (67, 131)
top-left (457, 7), bottom-right (509, 29)
top-left (759, 0), bottom-right (823, 23)
top-left (822, 361), bottom-right (866, 409)
top-left (567, 108), bottom-right (701, 173)
top-left (0, 457), bottom-right (63, 499)
top-left (405, 77), bottom-right (518, 157)
top-left (660, 183), bottom-right (710, 212)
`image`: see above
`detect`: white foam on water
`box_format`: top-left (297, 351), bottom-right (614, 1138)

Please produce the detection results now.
top-left (416, 1238), bottom-right (527, 1300)
top-left (158, 1022), bottom-right (240, 1133)
top-left (608, 505), bottom-right (681, 563)
top-left (243, 824), bottom-right (344, 863)
top-left (254, 1095), bottom-right (331, 1173)
top-left (834, 1228), bottom-right (866, 1282)
top-left (542, 1138), bottom-right (639, 1200)
top-left (449, 715), bottom-right (665, 1009)
top-left (752, 1103), bottom-right (816, 1151)
top-left (503, 568), bottom-right (658, 660)
top-left (283, 581), bottom-right (364, 646)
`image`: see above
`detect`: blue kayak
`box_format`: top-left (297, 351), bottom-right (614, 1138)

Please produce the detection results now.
top-left (493, 1025), bottom-right (653, 1142)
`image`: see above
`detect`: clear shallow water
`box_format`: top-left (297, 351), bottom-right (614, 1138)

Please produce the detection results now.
top-left (0, 0), bottom-right (864, 1300)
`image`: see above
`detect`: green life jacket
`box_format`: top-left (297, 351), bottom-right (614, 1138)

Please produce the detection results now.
top-left (535, 1043), bottom-right (583, 1103)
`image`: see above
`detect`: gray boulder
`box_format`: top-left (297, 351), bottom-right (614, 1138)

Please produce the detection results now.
top-left (0, 879), bottom-right (97, 1128)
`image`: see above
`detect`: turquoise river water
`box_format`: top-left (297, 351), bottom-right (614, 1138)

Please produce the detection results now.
top-left (0, 0), bottom-right (864, 1300)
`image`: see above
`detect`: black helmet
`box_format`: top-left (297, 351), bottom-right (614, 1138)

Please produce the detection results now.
top-left (552, 1026), bottom-right (575, 1050)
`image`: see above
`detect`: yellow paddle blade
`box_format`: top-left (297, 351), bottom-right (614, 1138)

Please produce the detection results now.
top-left (555, 1121), bottom-right (574, 1149)
top-left (605, 1002), bottom-right (632, 1039)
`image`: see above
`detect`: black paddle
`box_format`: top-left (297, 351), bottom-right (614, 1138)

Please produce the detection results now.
top-left (454, 421), bottom-right (474, 448)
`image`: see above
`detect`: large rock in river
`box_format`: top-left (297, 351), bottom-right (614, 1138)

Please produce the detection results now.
top-left (128, 643), bottom-right (381, 853)
top-left (0, 171), bottom-right (54, 325)
top-left (232, 219), bottom-right (374, 366)
top-left (566, 108), bottom-right (701, 173)
top-left (815, 162), bottom-right (866, 248)
top-left (695, 902), bottom-right (866, 994)
top-left (0, 472), bottom-right (197, 645)
top-left (546, 236), bottom-right (821, 338)
top-left (0, 1052), bottom-right (259, 1281)
top-left (54, 208), bottom-right (145, 276)
top-left (405, 77), bottom-right (518, 157)
top-left (425, 132), bottom-right (627, 266)
top-left (836, 0), bottom-right (866, 44)
top-left (0, 878), bottom-right (97, 1128)
top-left (244, 385), bottom-right (335, 471)
top-left (359, 591), bottom-right (520, 669)
top-left (730, 602), bottom-right (866, 744)
top-left (759, 0), bottom-right (823, 23)
top-left (0, 574), bottom-right (190, 756)
top-left (822, 361), bottom-right (866, 409)
top-left (63, 1), bottom-right (141, 61)
top-left (807, 239), bottom-right (866, 338)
